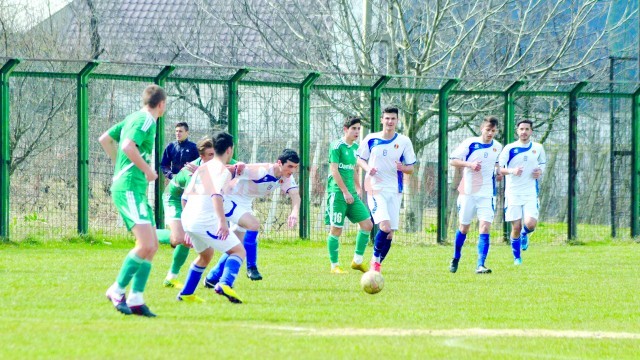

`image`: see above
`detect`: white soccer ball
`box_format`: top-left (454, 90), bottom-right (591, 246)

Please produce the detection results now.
top-left (360, 271), bottom-right (384, 294)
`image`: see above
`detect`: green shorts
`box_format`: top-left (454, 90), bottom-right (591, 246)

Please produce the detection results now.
top-left (112, 191), bottom-right (155, 231)
top-left (324, 191), bottom-right (371, 228)
top-left (162, 193), bottom-right (183, 222)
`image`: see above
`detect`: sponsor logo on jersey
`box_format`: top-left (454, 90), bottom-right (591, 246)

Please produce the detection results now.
top-left (338, 163), bottom-right (356, 170)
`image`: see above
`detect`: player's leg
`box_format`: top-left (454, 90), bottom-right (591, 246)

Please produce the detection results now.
top-left (346, 197), bottom-right (373, 272)
top-left (106, 191), bottom-right (156, 316)
top-left (236, 212), bottom-right (262, 280)
top-left (325, 192), bottom-right (347, 273)
top-left (451, 194), bottom-right (473, 273)
top-left (475, 197), bottom-right (494, 274)
top-left (214, 235), bottom-right (246, 304)
top-left (163, 219), bottom-right (189, 289)
top-left (177, 240), bottom-right (213, 303)
top-left (368, 192), bottom-right (390, 272)
top-left (520, 197), bottom-right (540, 251)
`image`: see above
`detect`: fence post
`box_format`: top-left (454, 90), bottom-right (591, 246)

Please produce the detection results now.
top-left (299, 72), bottom-right (320, 239)
top-left (502, 81), bottom-right (523, 242)
top-left (568, 82), bottom-right (587, 241)
top-left (0, 58), bottom-right (20, 240)
top-left (228, 69), bottom-right (249, 155)
top-left (77, 61), bottom-right (99, 235)
top-left (153, 65), bottom-right (175, 229)
top-left (631, 87), bottom-right (640, 238)
top-left (370, 76), bottom-right (390, 132)
top-left (437, 79), bottom-right (459, 244)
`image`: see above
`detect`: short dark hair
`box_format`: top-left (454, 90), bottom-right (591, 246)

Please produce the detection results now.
top-left (278, 148), bottom-right (300, 164)
top-left (482, 116), bottom-right (499, 129)
top-left (175, 122), bottom-right (189, 131)
top-left (211, 131), bottom-right (234, 155)
top-left (142, 85), bottom-right (167, 108)
top-left (343, 117), bottom-right (362, 129)
top-left (516, 119), bottom-right (534, 130)
top-left (196, 137), bottom-right (213, 156)
top-left (382, 106), bottom-right (399, 115)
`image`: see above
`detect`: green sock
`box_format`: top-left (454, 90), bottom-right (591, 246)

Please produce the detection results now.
top-left (170, 244), bottom-right (190, 275)
top-left (116, 251), bottom-right (144, 289)
top-left (157, 229), bottom-right (171, 245)
top-left (327, 234), bottom-right (340, 264)
top-left (355, 230), bottom-right (370, 256)
top-left (132, 260), bottom-right (152, 293)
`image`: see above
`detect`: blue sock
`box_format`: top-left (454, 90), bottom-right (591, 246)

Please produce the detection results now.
top-left (477, 234), bottom-right (490, 267)
top-left (243, 230), bottom-right (259, 268)
top-left (511, 237), bottom-right (521, 259)
top-left (522, 225), bottom-right (533, 235)
top-left (180, 263), bottom-right (206, 296)
top-left (454, 230), bottom-right (467, 259)
top-left (372, 230), bottom-right (390, 262)
top-left (380, 237), bottom-right (393, 263)
top-left (206, 253), bottom-right (228, 284)
top-left (220, 255), bottom-right (243, 287)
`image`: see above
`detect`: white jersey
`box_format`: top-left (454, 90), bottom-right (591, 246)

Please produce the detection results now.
top-left (498, 141), bottom-right (546, 197)
top-left (357, 132), bottom-right (416, 193)
top-left (224, 163), bottom-right (298, 206)
top-left (450, 137), bottom-right (503, 197)
top-left (181, 159), bottom-right (232, 226)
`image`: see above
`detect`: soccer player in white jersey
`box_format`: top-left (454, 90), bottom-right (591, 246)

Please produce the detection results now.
top-left (177, 131), bottom-right (246, 304)
top-left (357, 106), bottom-right (416, 273)
top-left (204, 149), bottom-right (301, 285)
top-left (448, 116), bottom-right (503, 274)
top-left (498, 119), bottom-right (546, 265)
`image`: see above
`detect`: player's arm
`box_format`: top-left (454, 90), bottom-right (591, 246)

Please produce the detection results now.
top-left (397, 163), bottom-right (414, 175)
top-left (398, 141), bottom-right (417, 175)
top-left (354, 166), bottom-right (362, 195)
top-left (287, 188), bottom-right (300, 228)
top-left (533, 145), bottom-right (547, 179)
top-left (121, 139), bottom-right (157, 182)
top-left (357, 157), bottom-right (377, 175)
top-left (450, 159), bottom-right (480, 171)
top-left (99, 132), bottom-right (118, 162)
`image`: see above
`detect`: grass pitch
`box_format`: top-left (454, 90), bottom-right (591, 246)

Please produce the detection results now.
top-left (1, 238), bottom-right (638, 359)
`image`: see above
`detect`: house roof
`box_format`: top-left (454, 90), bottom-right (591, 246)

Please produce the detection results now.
top-left (46, 0), bottom-right (328, 68)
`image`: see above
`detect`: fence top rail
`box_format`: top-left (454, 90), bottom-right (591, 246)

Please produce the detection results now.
top-left (1, 57), bottom-right (638, 94)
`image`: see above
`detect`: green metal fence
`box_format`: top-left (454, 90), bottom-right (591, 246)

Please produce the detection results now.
top-left (1, 58), bottom-right (639, 244)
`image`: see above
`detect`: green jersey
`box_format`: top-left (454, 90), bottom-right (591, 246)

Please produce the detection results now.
top-left (110, 110), bottom-right (157, 194)
top-left (164, 158), bottom-right (203, 198)
top-left (327, 138), bottom-right (358, 194)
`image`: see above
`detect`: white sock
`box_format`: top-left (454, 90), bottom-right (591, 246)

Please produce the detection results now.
top-left (127, 291), bottom-right (144, 306)
top-left (331, 263), bottom-right (339, 269)
top-left (353, 254), bottom-right (364, 264)
top-left (166, 272), bottom-right (177, 280)
top-left (372, 256), bottom-right (381, 263)
top-left (108, 282), bottom-right (125, 296)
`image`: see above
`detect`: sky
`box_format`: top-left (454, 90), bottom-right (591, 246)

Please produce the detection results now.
top-left (6, 0), bottom-right (71, 26)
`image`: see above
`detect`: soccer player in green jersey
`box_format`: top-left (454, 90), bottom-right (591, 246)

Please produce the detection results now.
top-left (100, 84), bottom-right (167, 317)
top-left (161, 137), bottom-right (215, 289)
top-left (324, 117), bottom-right (373, 274)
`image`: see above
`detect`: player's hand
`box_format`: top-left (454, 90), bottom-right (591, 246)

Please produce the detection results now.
top-left (217, 221), bottom-right (229, 240)
top-left (369, 167), bottom-right (378, 176)
top-left (396, 161), bottom-right (404, 172)
top-left (356, 186), bottom-right (362, 196)
top-left (468, 161), bottom-right (481, 172)
top-left (235, 162), bottom-right (246, 176)
top-left (183, 233), bottom-right (193, 248)
top-left (184, 162), bottom-right (198, 173)
top-left (145, 169), bottom-right (158, 182)
top-left (343, 190), bottom-right (354, 204)
top-left (496, 172), bottom-right (504, 182)
top-left (532, 167), bottom-right (542, 179)
top-left (511, 166), bottom-right (524, 176)
top-left (287, 212), bottom-right (298, 228)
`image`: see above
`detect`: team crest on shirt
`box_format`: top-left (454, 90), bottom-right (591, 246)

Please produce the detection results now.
top-left (493, 148), bottom-right (497, 152)
top-left (279, 179), bottom-right (284, 184)
top-left (394, 144), bottom-right (399, 149)
top-left (533, 150), bottom-right (537, 154)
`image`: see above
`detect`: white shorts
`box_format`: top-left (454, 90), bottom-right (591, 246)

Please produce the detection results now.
top-left (504, 194), bottom-right (539, 222)
top-left (457, 194), bottom-right (495, 225)
top-left (223, 198), bottom-right (252, 233)
top-left (182, 220), bottom-right (241, 254)
top-left (367, 191), bottom-right (402, 230)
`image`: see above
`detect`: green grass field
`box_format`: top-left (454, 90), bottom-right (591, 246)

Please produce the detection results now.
top-left (1, 238), bottom-right (639, 359)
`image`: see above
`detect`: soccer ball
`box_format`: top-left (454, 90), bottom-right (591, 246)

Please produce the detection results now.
top-left (360, 271), bottom-right (384, 294)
